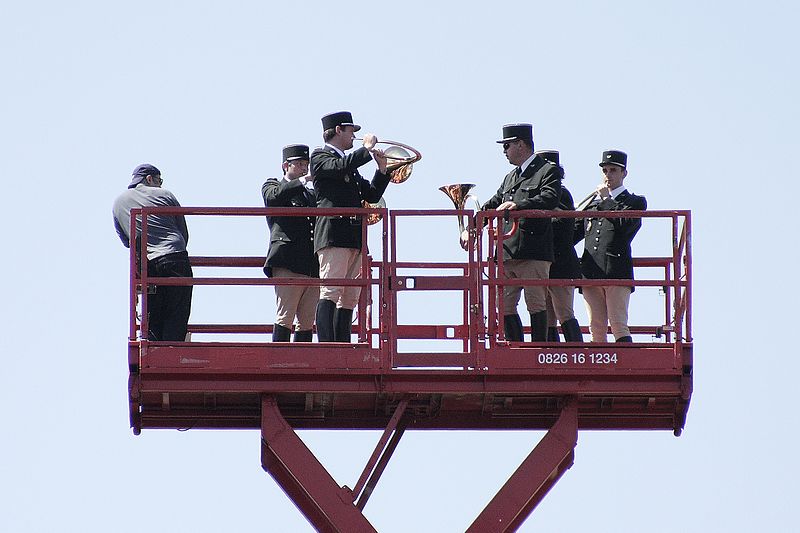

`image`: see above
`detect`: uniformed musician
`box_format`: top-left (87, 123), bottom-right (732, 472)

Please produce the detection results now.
top-left (462, 124), bottom-right (561, 342)
top-left (574, 150), bottom-right (647, 342)
top-left (262, 144), bottom-right (319, 342)
top-left (535, 150), bottom-right (583, 342)
top-left (311, 111), bottom-right (389, 343)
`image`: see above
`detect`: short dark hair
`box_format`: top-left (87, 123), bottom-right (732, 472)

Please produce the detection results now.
top-left (323, 128), bottom-right (336, 142)
top-left (520, 138), bottom-right (533, 149)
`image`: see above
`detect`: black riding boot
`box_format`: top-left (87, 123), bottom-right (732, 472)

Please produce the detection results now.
top-left (272, 324), bottom-right (292, 342)
top-left (315, 299), bottom-right (336, 342)
top-left (530, 311), bottom-right (548, 342)
top-left (503, 314), bottom-right (524, 342)
top-left (561, 318), bottom-right (583, 342)
top-left (616, 335), bottom-right (633, 343)
top-left (293, 329), bottom-right (313, 342)
top-left (334, 307), bottom-right (354, 343)
top-left (547, 327), bottom-right (560, 342)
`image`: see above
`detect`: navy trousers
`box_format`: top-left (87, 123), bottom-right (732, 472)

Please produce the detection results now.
top-left (146, 251), bottom-right (193, 341)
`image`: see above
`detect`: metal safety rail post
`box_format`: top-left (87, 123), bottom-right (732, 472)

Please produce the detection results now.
top-left (127, 206), bottom-right (692, 532)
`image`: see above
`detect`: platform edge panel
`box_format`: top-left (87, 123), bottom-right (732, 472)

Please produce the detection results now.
top-left (139, 342), bottom-right (383, 371)
top-left (136, 393), bottom-right (688, 432)
top-left (135, 342), bottom-right (690, 374)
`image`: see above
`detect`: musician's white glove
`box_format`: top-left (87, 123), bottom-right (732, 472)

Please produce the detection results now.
top-left (460, 229), bottom-right (471, 251)
top-left (362, 133), bottom-right (378, 150)
top-left (372, 148), bottom-right (388, 174)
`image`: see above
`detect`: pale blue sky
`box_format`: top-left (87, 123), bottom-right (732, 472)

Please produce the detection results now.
top-left (2, 1), bottom-right (798, 531)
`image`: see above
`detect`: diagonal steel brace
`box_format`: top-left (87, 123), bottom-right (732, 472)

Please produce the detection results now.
top-left (467, 398), bottom-right (579, 532)
top-left (261, 395), bottom-right (378, 533)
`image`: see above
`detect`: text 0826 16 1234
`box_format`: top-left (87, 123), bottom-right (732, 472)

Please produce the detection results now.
top-left (537, 352), bottom-right (618, 365)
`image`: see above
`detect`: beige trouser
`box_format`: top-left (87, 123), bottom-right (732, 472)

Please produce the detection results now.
top-left (582, 285), bottom-right (632, 341)
top-left (273, 267), bottom-right (319, 330)
top-left (546, 285), bottom-right (576, 327)
top-left (317, 246), bottom-right (363, 310)
top-left (501, 259), bottom-right (551, 315)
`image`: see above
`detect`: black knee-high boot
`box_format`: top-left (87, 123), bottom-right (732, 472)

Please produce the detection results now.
top-left (503, 314), bottom-right (524, 342)
top-left (547, 327), bottom-right (560, 342)
top-left (616, 335), bottom-right (633, 343)
top-left (293, 329), bottom-right (313, 342)
top-left (315, 299), bottom-right (336, 342)
top-left (272, 324), bottom-right (292, 342)
top-left (334, 307), bottom-right (354, 343)
top-left (561, 318), bottom-right (583, 342)
top-left (530, 311), bottom-right (548, 342)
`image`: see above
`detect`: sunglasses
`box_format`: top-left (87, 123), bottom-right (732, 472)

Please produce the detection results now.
top-left (502, 141), bottom-right (517, 150)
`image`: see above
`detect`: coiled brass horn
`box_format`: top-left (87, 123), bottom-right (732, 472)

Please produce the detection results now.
top-left (362, 197), bottom-right (387, 225)
top-left (356, 139), bottom-right (422, 184)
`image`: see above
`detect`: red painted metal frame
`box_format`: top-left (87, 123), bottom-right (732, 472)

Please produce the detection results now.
top-left (127, 206), bottom-right (692, 532)
top-left (261, 395), bottom-right (378, 532)
top-left (467, 398), bottom-right (578, 532)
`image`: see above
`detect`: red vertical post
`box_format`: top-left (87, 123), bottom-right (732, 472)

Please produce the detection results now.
top-left (474, 211), bottom-right (488, 368)
top-left (684, 212), bottom-right (692, 341)
top-left (128, 210), bottom-right (138, 342)
top-left (672, 214), bottom-right (682, 342)
top-left (386, 212), bottom-right (398, 370)
top-left (139, 209), bottom-right (150, 340)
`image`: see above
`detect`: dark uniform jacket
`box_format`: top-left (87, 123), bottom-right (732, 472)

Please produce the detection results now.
top-left (482, 154), bottom-right (562, 262)
top-left (310, 145), bottom-right (391, 252)
top-left (262, 177), bottom-right (318, 278)
top-left (550, 185), bottom-right (581, 279)
top-left (574, 189), bottom-right (647, 289)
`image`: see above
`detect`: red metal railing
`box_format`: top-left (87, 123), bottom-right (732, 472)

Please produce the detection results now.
top-left (480, 209), bottom-right (692, 346)
top-left (129, 207), bottom-right (691, 365)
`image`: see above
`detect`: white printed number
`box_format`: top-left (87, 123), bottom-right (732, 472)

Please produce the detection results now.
top-left (536, 352), bottom-right (618, 365)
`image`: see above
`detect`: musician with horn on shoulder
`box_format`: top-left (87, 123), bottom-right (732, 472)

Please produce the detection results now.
top-left (573, 150), bottom-right (647, 343)
top-left (461, 123), bottom-right (561, 342)
top-left (310, 111), bottom-right (389, 343)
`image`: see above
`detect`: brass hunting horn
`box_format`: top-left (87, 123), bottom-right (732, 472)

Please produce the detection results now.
top-left (357, 139), bottom-right (422, 224)
top-left (362, 197), bottom-right (387, 226)
top-left (356, 139), bottom-right (422, 184)
top-left (439, 183), bottom-right (481, 236)
top-left (439, 183), bottom-right (519, 240)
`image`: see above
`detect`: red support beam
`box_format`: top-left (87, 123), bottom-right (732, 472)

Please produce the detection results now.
top-left (350, 399), bottom-right (409, 501)
top-left (467, 399), bottom-right (578, 533)
top-left (356, 421), bottom-right (407, 511)
top-left (260, 395), bottom-right (377, 532)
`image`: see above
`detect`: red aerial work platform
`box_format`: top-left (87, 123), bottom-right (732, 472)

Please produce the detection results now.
top-left (126, 206), bottom-right (692, 532)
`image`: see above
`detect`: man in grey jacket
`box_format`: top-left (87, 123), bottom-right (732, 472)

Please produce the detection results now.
top-left (113, 164), bottom-right (193, 342)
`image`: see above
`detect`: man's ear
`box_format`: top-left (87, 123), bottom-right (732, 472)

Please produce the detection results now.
top-left (282, 161), bottom-right (289, 174)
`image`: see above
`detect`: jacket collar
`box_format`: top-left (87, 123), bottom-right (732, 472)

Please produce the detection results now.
top-left (324, 143), bottom-right (345, 158)
top-left (506, 154), bottom-right (545, 191)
